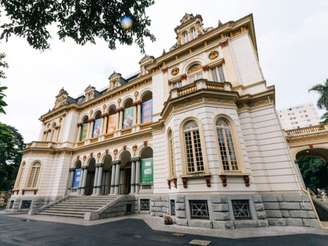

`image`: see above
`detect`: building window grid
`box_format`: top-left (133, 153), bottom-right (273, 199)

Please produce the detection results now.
top-left (232, 200), bottom-right (252, 220)
top-left (27, 163), bottom-right (41, 188)
top-left (140, 199), bottom-right (150, 211)
top-left (184, 122), bottom-right (204, 174)
top-left (189, 200), bottom-right (209, 219)
top-left (216, 119), bottom-right (239, 171)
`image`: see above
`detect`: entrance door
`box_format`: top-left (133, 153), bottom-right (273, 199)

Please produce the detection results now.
top-left (124, 167), bottom-right (131, 194)
top-left (85, 171), bottom-right (95, 195)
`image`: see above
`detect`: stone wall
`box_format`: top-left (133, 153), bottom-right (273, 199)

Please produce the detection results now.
top-left (150, 196), bottom-right (168, 217)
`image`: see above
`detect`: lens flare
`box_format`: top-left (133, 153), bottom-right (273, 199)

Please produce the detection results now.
top-left (120, 16), bottom-right (133, 30)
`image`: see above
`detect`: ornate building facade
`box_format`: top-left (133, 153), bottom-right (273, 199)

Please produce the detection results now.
top-left (8, 14), bottom-right (320, 229)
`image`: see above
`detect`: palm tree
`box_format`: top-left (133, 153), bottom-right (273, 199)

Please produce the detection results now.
top-left (309, 79), bottom-right (328, 122)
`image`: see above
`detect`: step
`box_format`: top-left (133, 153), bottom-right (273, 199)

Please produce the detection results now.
top-left (46, 207), bottom-right (95, 212)
top-left (58, 202), bottom-right (108, 206)
top-left (52, 204), bottom-right (103, 209)
top-left (39, 212), bottom-right (84, 218)
top-left (42, 210), bottom-right (85, 215)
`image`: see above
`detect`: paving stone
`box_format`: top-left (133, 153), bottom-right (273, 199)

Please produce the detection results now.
top-left (212, 212), bottom-right (230, 221)
top-left (302, 219), bottom-right (320, 228)
top-left (268, 218), bottom-right (287, 226)
top-left (286, 218), bottom-right (303, 226)
top-left (263, 202), bottom-right (280, 210)
top-left (279, 202), bottom-right (300, 210)
top-left (212, 203), bottom-right (229, 212)
top-left (189, 239), bottom-right (211, 245)
top-left (265, 210), bottom-right (282, 218)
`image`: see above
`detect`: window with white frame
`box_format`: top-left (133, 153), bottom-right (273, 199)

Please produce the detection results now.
top-left (27, 162), bottom-right (41, 188)
top-left (211, 65), bottom-right (225, 82)
top-left (216, 118), bottom-right (239, 171)
top-left (183, 120), bottom-right (204, 173)
top-left (187, 63), bottom-right (203, 83)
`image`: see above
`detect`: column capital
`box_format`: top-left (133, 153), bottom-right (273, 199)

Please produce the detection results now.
top-left (112, 160), bottom-right (121, 165)
top-left (131, 157), bottom-right (141, 162)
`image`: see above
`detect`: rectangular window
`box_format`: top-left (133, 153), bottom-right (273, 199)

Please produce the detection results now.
top-left (170, 200), bottom-right (176, 216)
top-left (189, 200), bottom-right (209, 219)
top-left (232, 200), bottom-right (252, 220)
top-left (211, 66), bottom-right (225, 82)
top-left (21, 200), bottom-right (32, 209)
top-left (140, 199), bottom-right (150, 211)
top-left (141, 99), bottom-right (153, 123)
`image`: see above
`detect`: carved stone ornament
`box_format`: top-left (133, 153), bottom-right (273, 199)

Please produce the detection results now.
top-left (54, 88), bottom-right (69, 109)
top-left (171, 67), bottom-right (179, 76)
top-left (209, 50), bottom-right (219, 60)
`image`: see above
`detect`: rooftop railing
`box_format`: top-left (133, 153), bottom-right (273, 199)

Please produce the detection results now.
top-left (285, 124), bottom-right (328, 137)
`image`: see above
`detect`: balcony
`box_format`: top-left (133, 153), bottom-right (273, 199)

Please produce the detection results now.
top-left (170, 79), bottom-right (232, 99)
top-left (285, 124), bottom-right (328, 138)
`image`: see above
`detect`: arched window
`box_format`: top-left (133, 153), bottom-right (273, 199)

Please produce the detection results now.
top-left (168, 129), bottom-right (176, 178)
top-left (92, 111), bottom-right (102, 138)
top-left (187, 63), bottom-right (203, 83)
top-left (183, 120), bottom-right (204, 173)
top-left (80, 116), bottom-right (89, 141)
top-left (14, 161), bottom-right (25, 189)
top-left (216, 118), bottom-right (238, 171)
top-left (141, 91), bottom-right (153, 124)
top-left (106, 104), bottom-right (117, 134)
top-left (27, 162), bottom-right (41, 188)
top-left (123, 98), bottom-right (135, 129)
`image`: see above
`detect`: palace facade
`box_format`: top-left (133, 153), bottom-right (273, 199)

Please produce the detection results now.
top-left (8, 14), bottom-right (320, 229)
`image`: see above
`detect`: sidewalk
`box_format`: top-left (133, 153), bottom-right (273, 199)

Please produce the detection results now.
top-left (9, 213), bottom-right (328, 239)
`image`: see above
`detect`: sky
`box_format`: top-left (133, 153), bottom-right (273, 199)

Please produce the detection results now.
top-left (0, 0), bottom-right (327, 143)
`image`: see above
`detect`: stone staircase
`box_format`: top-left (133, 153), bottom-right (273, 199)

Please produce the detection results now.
top-left (38, 195), bottom-right (118, 219)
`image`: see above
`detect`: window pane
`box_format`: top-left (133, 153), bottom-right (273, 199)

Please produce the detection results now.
top-left (217, 128), bottom-right (230, 170)
top-left (189, 200), bottom-right (209, 219)
top-left (218, 66), bottom-right (225, 81)
top-left (184, 131), bottom-right (195, 173)
top-left (141, 99), bottom-right (153, 123)
top-left (80, 123), bottom-right (88, 141)
top-left (123, 106), bottom-right (135, 128)
top-left (193, 130), bottom-right (204, 172)
top-left (92, 118), bottom-right (102, 138)
top-left (107, 114), bottom-right (117, 134)
top-left (224, 129), bottom-right (238, 170)
top-left (232, 200), bottom-right (252, 220)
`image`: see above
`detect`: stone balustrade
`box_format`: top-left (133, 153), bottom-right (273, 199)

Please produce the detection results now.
top-left (285, 124), bottom-right (328, 138)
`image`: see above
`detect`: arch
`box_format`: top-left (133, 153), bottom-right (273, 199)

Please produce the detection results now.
top-left (181, 118), bottom-right (205, 174)
top-left (85, 157), bottom-right (96, 195)
top-left (119, 150), bottom-right (132, 194)
top-left (186, 62), bottom-right (203, 83)
top-left (140, 146), bottom-right (153, 159)
top-left (108, 104), bottom-right (117, 115)
top-left (122, 98), bottom-right (135, 129)
top-left (141, 90), bottom-right (153, 124)
top-left (187, 63), bottom-right (202, 74)
top-left (295, 148), bottom-right (328, 191)
top-left (80, 115), bottom-right (89, 141)
top-left (92, 110), bottom-right (102, 138)
top-left (27, 161), bottom-right (41, 188)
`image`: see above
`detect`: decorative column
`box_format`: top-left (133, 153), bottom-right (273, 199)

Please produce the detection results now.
top-left (135, 158), bottom-right (141, 193)
top-left (137, 102), bottom-right (142, 125)
top-left (68, 168), bottom-right (75, 192)
top-left (76, 124), bottom-right (82, 142)
top-left (87, 120), bottom-right (94, 139)
top-left (110, 164), bottom-right (116, 194)
top-left (92, 166), bottom-right (99, 195)
top-left (79, 166), bottom-right (87, 195)
top-left (119, 109), bottom-right (124, 130)
top-left (96, 163), bottom-right (103, 195)
top-left (102, 115), bottom-right (108, 135)
top-left (130, 160), bottom-right (136, 193)
top-left (113, 160), bottom-right (121, 194)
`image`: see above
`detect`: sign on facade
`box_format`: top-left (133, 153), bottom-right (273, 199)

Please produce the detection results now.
top-left (141, 158), bottom-right (153, 185)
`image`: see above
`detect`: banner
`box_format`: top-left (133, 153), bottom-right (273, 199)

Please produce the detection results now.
top-left (107, 114), bottom-right (117, 134)
top-left (72, 169), bottom-right (81, 189)
top-left (141, 158), bottom-right (153, 185)
top-left (141, 99), bottom-right (153, 123)
top-left (123, 107), bottom-right (135, 128)
top-left (92, 118), bottom-right (102, 137)
top-left (80, 123), bottom-right (88, 140)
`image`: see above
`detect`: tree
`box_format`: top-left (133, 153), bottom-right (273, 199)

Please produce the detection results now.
top-left (297, 155), bottom-right (328, 190)
top-left (0, 123), bottom-right (25, 191)
top-left (0, 0), bottom-right (155, 52)
top-left (0, 52), bottom-right (8, 114)
top-left (309, 79), bottom-right (328, 122)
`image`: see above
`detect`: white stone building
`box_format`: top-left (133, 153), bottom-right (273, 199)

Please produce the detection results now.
top-left (278, 103), bottom-right (321, 130)
top-left (8, 14), bottom-right (319, 229)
